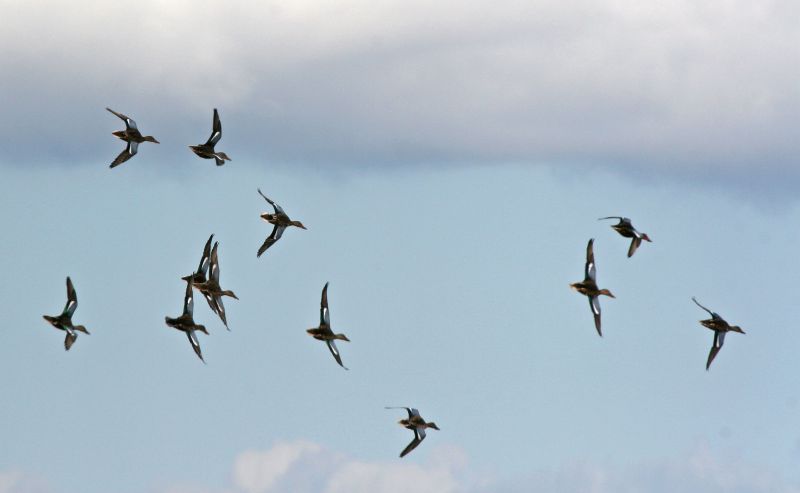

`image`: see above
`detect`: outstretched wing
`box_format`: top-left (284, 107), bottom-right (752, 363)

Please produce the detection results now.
top-left (627, 237), bottom-right (642, 258)
top-left (183, 281), bottom-right (194, 317)
top-left (63, 277), bottom-right (78, 318)
top-left (257, 188), bottom-right (281, 214)
top-left (589, 296), bottom-right (602, 336)
top-left (584, 239), bottom-right (596, 281)
top-left (209, 243), bottom-right (220, 282)
top-left (214, 295), bottom-right (229, 330)
top-left (326, 340), bottom-right (348, 370)
top-left (692, 297), bottom-right (716, 318)
top-left (110, 141), bottom-right (138, 168)
top-left (257, 225), bottom-right (284, 257)
top-left (706, 331), bottom-right (725, 370)
top-left (206, 108), bottom-right (222, 147)
top-left (400, 428), bottom-right (425, 458)
top-left (64, 332), bottom-right (77, 351)
top-left (384, 406), bottom-right (414, 420)
top-left (106, 107), bottom-right (137, 130)
top-left (187, 330), bottom-right (205, 363)
top-left (320, 282), bottom-right (330, 325)
top-left (196, 234), bottom-right (214, 277)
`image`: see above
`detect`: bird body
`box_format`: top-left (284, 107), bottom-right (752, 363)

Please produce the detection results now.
top-left (194, 242), bottom-right (237, 329)
top-left (256, 189), bottom-right (306, 257)
top-left (306, 282), bottom-right (349, 369)
top-left (599, 216), bottom-right (652, 257)
top-left (165, 280), bottom-right (208, 362)
top-left (42, 277), bottom-right (90, 350)
top-left (570, 239), bottom-right (615, 336)
top-left (106, 108), bottom-right (159, 168)
top-left (385, 407), bottom-right (439, 458)
top-left (692, 297), bottom-right (745, 370)
top-left (188, 108), bottom-right (231, 166)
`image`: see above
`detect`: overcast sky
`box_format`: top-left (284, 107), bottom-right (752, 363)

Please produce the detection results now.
top-left (2, 2), bottom-right (800, 493)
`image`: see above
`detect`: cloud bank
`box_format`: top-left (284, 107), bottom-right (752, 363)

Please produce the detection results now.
top-left (2, 0), bottom-right (800, 179)
top-left (155, 440), bottom-right (800, 493)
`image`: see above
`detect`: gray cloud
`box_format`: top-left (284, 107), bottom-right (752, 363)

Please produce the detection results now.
top-left (2, 1), bottom-right (800, 183)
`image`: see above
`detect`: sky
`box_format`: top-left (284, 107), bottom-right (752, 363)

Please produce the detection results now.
top-left (2, 1), bottom-right (800, 492)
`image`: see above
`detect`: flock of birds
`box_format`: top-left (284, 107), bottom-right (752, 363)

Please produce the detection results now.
top-left (39, 107), bottom-right (746, 458)
top-left (40, 107), bottom-right (438, 458)
top-left (569, 217), bottom-right (744, 370)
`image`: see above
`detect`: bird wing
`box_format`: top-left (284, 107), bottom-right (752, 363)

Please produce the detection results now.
top-left (692, 297), bottom-right (716, 318)
top-left (257, 188), bottom-right (281, 214)
top-left (628, 237), bottom-right (642, 258)
top-left (196, 234), bottom-right (214, 277)
top-left (320, 282), bottom-right (330, 325)
top-left (110, 141), bottom-right (138, 168)
top-left (187, 330), bottom-right (205, 363)
top-left (106, 107), bottom-right (137, 130)
top-left (205, 108), bottom-right (222, 147)
top-left (209, 242), bottom-right (220, 282)
top-left (63, 276), bottom-right (78, 318)
top-left (64, 331), bottom-right (77, 351)
top-left (585, 239), bottom-right (596, 281)
top-left (400, 429), bottom-right (425, 458)
top-left (256, 225), bottom-right (283, 257)
top-left (589, 296), bottom-right (602, 336)
top-left (214, 295), bottom-right (229, 329)
top-left (183, 280), bottom-right (194, 317)
top-left (326, 340), bottom-right (348, 370)
top-left (706, 331), bottom-right (725, 370)
top-left (384, 407), bottom-right (414, 419)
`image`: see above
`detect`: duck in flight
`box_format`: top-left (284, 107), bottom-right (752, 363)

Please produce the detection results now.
top-left (306, 282), bottom-right (349, 369)
top-left (194, 242), bottom-right (237, 330)
top-left (165, 280), bottom-right (209, 362)
top-left (188, 108), bottom-right (231, 166)
top-left (385, 407), bottom-right (439, 458)
top-left (181, 234), bottom-right (220, 316)
top-left (570, 239), bottom-right (615, 336)
top-left (257, 189), bottom-right (306, 257)
top-left (106, 108), bottom-right (159, 168)
top-left (598, 216), bottom-right (652, 257)
top-left (692, 297), bottom-right (745, 370)
top-left (42, 277), bottom-right (90, 350)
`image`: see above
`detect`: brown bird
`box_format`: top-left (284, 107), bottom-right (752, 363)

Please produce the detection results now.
top-left (194, 242), bottom-right (238, 329)
top-left (692, 297), bottom-right (745, 370)
top-left (42, 277), bottom-right (90, 350)
top-left (599, 216), bottom-right (652, 257)
top-left (306, 282), bottom-right (349, 369)
top-left (188, 108), bottom-right (231, 166)
top-left (257, 189), bottom-right (306, 257)
top-left (106, 108), bottom-right (159, 168)
top-left (165, 280), bottom-right (209, 363)
top-left (570, 239), bottom-right (615, 336)
top-left (385, 407), bottom-right (440, 458)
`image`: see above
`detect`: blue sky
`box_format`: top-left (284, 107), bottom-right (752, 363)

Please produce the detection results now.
top-left (2, 2), bottom-right (800, 492)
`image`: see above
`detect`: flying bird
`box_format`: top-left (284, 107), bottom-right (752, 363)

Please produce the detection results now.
top-left (188, 108), bottom-right (231, 166)
top-left (598, 216), bottom-right (652, 257)
top-left (257, 189), bottom-right (307, 257)
top-left (570, 239), bottom-right (615, 336)
top-left (692, 297), bottom-right (745, 370)
top-left (181, 234), bottom-right (219, 315)
top-left (385, 407), bottom-right (440, 458)
top-left (106, 107), bottom-right (159, 168)
top-left (194, 242), bottom-right (238, 329)
top-left (42, 277), bottom-right (90, 350)
top-left (306, 282), bottom-right (350, 369)
top-left (165, 280), bottom-right (209, 362)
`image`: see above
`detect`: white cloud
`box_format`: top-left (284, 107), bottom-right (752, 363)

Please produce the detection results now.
top-left (231, 441), bottom-right (322, 493)
top-left (0, 471), bottom-right (48, 493)
top-left (156, 440), bottom-right (800, 493)
top-left (3, 0), bottom-right (800, 179)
